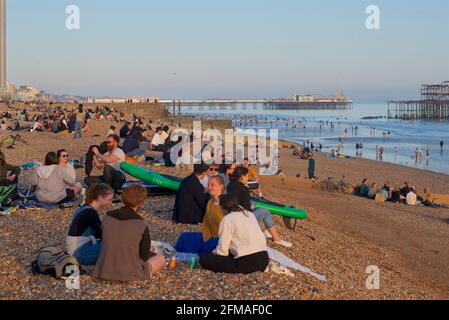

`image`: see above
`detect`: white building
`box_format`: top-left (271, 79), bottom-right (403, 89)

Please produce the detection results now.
top-left (16, 85), bottom-right (39, 101)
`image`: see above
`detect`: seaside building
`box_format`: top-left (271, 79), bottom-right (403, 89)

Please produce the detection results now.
top-left (16, 86), bottom-right (39, 101)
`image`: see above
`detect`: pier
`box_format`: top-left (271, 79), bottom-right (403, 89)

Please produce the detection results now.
top-left (162, 99), bottom-right (353, 116)
top-left (388, 81), bottom-right (449, 120)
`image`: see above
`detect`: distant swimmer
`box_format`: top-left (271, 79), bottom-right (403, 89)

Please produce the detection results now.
top-left (440, 140), bottom-right (444, 151)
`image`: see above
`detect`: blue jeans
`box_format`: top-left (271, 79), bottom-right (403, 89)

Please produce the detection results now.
top-left (127, 148), bottom-right (146, 157)
top-left (74, 121), bottom-right (83, 138)
top-left (73, 227), bottom-right (101, 265)
top-left (74, 240), bottom-right (102, 266)
top-left (252, 208), bottom-right (275, 229)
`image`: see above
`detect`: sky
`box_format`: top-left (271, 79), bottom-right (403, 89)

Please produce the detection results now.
top-left (6, 0), bottom-right (449, 101)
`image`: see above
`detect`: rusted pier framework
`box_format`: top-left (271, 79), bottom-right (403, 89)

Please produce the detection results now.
top-left (388, 81), bottom-right (449, 120)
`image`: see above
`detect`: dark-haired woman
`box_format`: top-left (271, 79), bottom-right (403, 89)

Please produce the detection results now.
top-left (66, 183), bottom-right (114, 265)
top-left (35, 152), bottom-right (78, 204)
top-left (227, 166), bottom-right (292, 248)
top-left (199, 194), bottom-right (269, 274)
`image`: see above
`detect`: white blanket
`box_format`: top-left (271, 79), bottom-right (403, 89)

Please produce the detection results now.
top-left (267, 248), bottom-right (327, 282)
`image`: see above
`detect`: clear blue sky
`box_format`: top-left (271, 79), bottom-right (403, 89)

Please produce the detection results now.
top-left (6, 0), bottom-right (449, 101)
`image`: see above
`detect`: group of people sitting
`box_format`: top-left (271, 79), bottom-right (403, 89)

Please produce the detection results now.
top-left (64, 163), bottom-right (290, 282)
top-left (356, 179), bottom-right (421, 205)
top-left (173, 163), bottom-right (292, 273)
top-left (0, 149), bottom-right (83, 205)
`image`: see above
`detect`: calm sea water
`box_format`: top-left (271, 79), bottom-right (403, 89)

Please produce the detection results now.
top-left (172, 103), bottom-right (449, 175)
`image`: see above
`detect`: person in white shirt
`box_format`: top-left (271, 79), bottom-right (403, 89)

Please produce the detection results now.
top-left (406, 187), bottom-right (420, 206)
top-left (106, 125), bottom-right (116, 138)
top-left (199, 194), bottom-right (269, 274)
top-left (84, 134), bottom-right (126, 193)
top-left (149, 127), bottom-right (169, 152)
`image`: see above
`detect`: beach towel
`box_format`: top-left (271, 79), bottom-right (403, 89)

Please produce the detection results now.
top-left (19, 196), bottom-right (78, 211)
top-left (267, 247), bottom-right (326, 282)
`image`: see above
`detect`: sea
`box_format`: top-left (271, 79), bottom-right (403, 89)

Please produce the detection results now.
top-left (169, 103), bottom-right (449, 175)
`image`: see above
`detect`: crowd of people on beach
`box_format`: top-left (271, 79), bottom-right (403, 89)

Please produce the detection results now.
top-left (0, 103), bottom-right (297, 282)
top-left (355, 179), bottom-right (429, 206)
top-left (1, 102), bottom-right (447, 284)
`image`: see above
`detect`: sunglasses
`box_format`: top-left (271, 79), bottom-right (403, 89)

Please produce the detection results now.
top-left (209, 168), bottom-right (218, 172)
top-left (61, 154), bottom-right (69, 158)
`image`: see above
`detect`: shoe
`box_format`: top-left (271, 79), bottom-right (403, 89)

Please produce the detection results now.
top-left (263, 230), bottom-right (273, 239)
top-left (274, 239), bottom-right (293, 248)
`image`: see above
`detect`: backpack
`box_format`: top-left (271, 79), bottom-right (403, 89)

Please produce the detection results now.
top-left (31, 246), bottom-right (80, 279)
top-left (18, 164), bottom-right (39, 198)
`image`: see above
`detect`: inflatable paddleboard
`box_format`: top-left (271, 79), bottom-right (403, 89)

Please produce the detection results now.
top-left (120, 162), bottom-right (308, 220)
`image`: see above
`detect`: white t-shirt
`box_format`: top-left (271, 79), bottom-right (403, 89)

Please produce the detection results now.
top-left (151, 131), bottom-right (169, 146)
top-left (105, 148), bottom-right (126, 173)
top-left (106, 129), bottom-right (115, 137)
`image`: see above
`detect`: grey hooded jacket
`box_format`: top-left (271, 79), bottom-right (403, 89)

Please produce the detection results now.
top-left (34, 165), bottom-right (76, 204)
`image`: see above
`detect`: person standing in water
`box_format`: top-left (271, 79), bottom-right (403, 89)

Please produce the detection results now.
top-left (440, 140), bottom-right (444, 151)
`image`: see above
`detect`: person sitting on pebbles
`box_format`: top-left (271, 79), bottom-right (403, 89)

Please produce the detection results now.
top-left (66, 183), bottom-right (114, 265)
top-left (93, 185), bottom-right (165, 281)
top-left (227, 166), bottom-right (292, 248)
top-left (34, 152), bottom-right (80, 205)
top-left (199, 194), bottom-right (269, 274)
top-left (202, 175), bottom-right (226, 242)
top-left (0, 151), bottom-right (21, 186)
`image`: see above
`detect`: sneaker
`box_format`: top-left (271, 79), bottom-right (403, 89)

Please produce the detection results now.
top-left (274, 239), bottom-right (293, 248)
top-left (263, 230), bottom-right (273, 239)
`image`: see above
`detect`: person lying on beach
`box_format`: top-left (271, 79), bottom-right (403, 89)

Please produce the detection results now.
top-left (34, 152), bottom-right (78, 205)
top-left (93, 185), bottom-right (166, 281)
top-left (66, 183), bottom-right (114, 266)
top-left (227, 166), bottom-right (292, 248)
top-left (0, 151), bottom-right (21, 186)
top-left (202, 176), bottom-right (226, 242)
top-left (172, 163), bottom-right (210, 225)
top-left (199, 194), bottom-right (269, 274)
top-left (84, 134), bottom-right (127, 193)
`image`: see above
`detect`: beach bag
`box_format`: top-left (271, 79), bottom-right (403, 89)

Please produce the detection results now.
top-left (18, 165), bottom-right (39, 197)
top-left (31, 246), bottom-right (80, 279)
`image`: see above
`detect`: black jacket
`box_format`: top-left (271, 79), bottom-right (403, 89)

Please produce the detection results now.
top-left (227, 180), bottom-right (251, 211)
top-left (172, 174), bottom-right (208, 225)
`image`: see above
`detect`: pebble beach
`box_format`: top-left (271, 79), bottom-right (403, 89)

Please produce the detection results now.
top-left (0, 104), bottom-right (448, 300)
